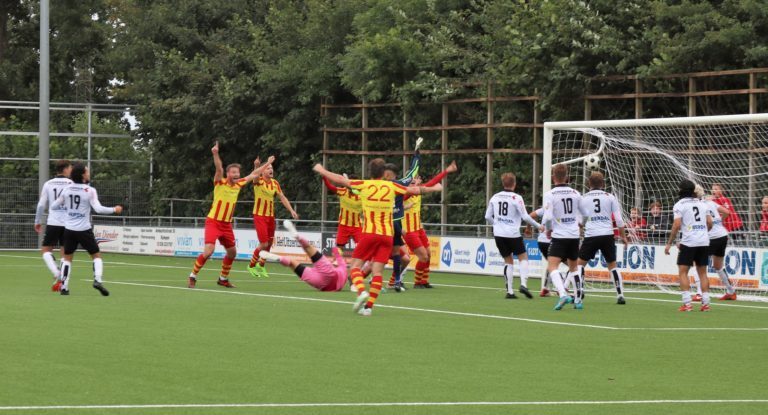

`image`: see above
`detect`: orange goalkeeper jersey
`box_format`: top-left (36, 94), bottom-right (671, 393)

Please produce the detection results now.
top-left (349, 179), bottom-right (407, 236)
top-left (207, 178), bottom-right (248, 222)
top-left (253, 177), bottom-right (282, 217)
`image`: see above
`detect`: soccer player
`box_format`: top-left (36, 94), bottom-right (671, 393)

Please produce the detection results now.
top-left (247, 160), bottom-right (300, 278)
top-left (189, 141), bottom-right (274, 289)
top-left (312, 160), bottom-right (442, 316)
top-left (696, 185), bottom-right (737, 301)
top-left (259, 220), bottom-right (347, 292)
top-left (485, 172), bottom-right (542, 299)
top-left (53, 163), bottom-right (123, 296)
top-left (664, 180), bottom-right (713, 312)
top-left (403, 161), bottom-right (458, 288)
top-left (322, 175), bottom-right (362, 254)
top-left (577, 172), bottom-right (630, 306)
top-left (529, 207), bottom-right (553, 296)
top-left (541, 163), bottom-right (583, 311)
top-left (34, 160), bottom-right (73, 291)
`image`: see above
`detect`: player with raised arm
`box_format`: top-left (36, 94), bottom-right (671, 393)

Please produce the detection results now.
top-left (485, 173), bottom-right (542, 299)
top-left (529, 207), bottom-right (552, 296)
top-left (53, 163), bottom-right (122, 296)
top-left (259, 220), bottom-right (347, 292)
top-left (322, 175), bottom-right (362, 254)
top-left (403, 161), bottom-right (458, 289)
top-left (694, 185), bottom-right (737, 301)
top-left (34, 160), bottom-right (72, 291)
top-left (577, 172), bottom-right (630, 306)
top-left (189, 141), bottom-right (274, 289)
top-left (313, 160), bottom-right (442, 316)
top-left (541, 163), bottom-right (583, 311)
top-left (247, 159), bottom-right (300, 278)
top-left (664, 180), bottom-right (713, 312)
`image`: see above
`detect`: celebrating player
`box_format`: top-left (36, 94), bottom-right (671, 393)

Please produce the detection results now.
top-left (34, 160), bottom-right (72, 291)
top-left (259, 220), bottom-right (347, 292)
top-left (322, 175), bottom-right (362, 254)
top-left (542, 163), bottom-right (583, 311)
top-left (485, 172), bottom-right (541, 299)
top-left (312, 160), bottom-right (442, 316)
top-left (577, 172), bottom-right (629, 306)
top-left (664, 180), bottom-right (713, 312)
top-left (53, 163), bottom-right (123, 296)
top-left (247, 159), bottom-right (300, 278)
top-left (696, 185), bottom-right (737, 301)
top-left (188, 141), bottom-right (274, 289)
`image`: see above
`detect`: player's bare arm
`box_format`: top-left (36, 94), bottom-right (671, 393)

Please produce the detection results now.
top-left (212, 141), bottom-right (224, 182)
top-left (278, 192), bottom-right (299, 219)
top-left (406, 182), bottom-right (442, 196)
top-left (664, 218), bottom-right (682, 255)
top-left (312, 164), bottom-right (350, 187)
top-left (245, 156), bottom-right (275, 182)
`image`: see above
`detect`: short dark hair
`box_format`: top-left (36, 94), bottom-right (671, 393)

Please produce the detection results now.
top-left (226, 163), bottom-right (241, 172)
top-left (55, 160), bottom-right (71, 174)
top-left (70, 163), bottom-right (87, 184)
top-left (501, 173), bottom-right (516, 189)
top-left (552, 163), bottom-right (569, 183)
top-left (678, 179), bottom-right (696, 199)
top-left (588, 171), bottom-right (605, 190)
top-left (369, 158), bottom-right (386, 179)
top-left (383, 163), bottom-right (398, 174)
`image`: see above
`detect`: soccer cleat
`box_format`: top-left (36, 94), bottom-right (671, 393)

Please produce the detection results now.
top-left (617, 296), bottom-right (626, 305)
top-left (188, 276), bottom-right (197, 289)
top-left (259, 251), bottom-right (282, 262)
top-left (51, 280), bottom-right (62, 292)
top-left (691, 294), bottom-right (702, 302)
top-left (60, 289), bottom-right (70, 296)
top-left (358, 307), bottom-right (372, 317)
top-left (93, 281), bottom-right (110, 297)
top-left (679, 303), bottom-right (693, 312)
top-left (539, 288), bottom-right (550, 297)
top-left (700, 304), bottom-right (711, 312)
top-left (574, 302), bottom-right (584, 310)
top-left (217, 278), bottom-right (236, 288)
top-left (422, 282), bottom-right (434, 289)
top-left (249, 263), bottom-right (268, 278)
top-left (394, 282), bottom-right (405, 293)
top-left (349, 284), bottom-right (357, 292)
top-left (553, 296), bottom-right (572, 311)
top-left (519, 286), bottom-right (533, 299)
top-left (505, 293), bottom-right (518, 299)
top-left (719, 292), bottom-right (737, 301)
top-left (353, 291), bottom-right (369, 312)
top-left (283, 220), bottom-right (299, 239)
top-left (412, 283), bottom-right (426, 289)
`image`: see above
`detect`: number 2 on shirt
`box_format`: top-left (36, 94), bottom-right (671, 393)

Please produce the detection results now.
top-left (366, 184), bottom-right (392, 202)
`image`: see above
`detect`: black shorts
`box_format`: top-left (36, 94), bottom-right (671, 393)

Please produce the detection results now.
top-left (63, 229), bottom-right (100, 255)
top-left (393, 220), bottom-right (404, 247)
top-left (42, 225), bottom-right (66, 247)
top-left (579, 235), bottom-right (617, 263)
top-left (548, 238), bottom-right (580, 261)
top-left (677, 244), bottom-right (709, 267)
top-left (708, 236), bottom-right (728, 257)
top-left (494, 236), bottom-right (526, 258)
top-left (538, 242), bottom-right (550, 259)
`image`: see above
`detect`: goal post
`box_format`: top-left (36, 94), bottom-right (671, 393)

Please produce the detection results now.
top-left (543, 113), bottom-right (768, 300)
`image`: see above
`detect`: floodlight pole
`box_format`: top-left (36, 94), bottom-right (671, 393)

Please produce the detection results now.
top-left (39, 0), bottom-right (50, 191)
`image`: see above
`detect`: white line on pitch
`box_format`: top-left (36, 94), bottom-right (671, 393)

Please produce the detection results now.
top-left (2, 399), bottom-right (768, 411)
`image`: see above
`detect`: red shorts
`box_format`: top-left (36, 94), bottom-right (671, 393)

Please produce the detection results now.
top-left (204, 218), bottom-right (236, 248)
top-left (253, 215), bottom-right (276, 244)
top-left (404, 229), bottom-right (429, 251)
top-left (336, 224), bottom-right (362, 246)
top-left (352, 233), bottom-right (394, 264)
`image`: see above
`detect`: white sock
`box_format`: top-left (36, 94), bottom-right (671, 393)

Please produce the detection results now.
top-left (702, 292), bottom-right (711, 305)
top-left (692, 273), bottom-right (702, 296)
top-left (571, 270), bottom-right (583, 304)
top-left (550, 270), bottom-right (566, 297)
top-left (565, 271), bottom-right (575, 292)
top-left (61, 261), bottom-right (72, 290)
top-left (504, 264), bottom-right (515, 294)
top-left (93, 258), bottom-right (103, 283)
top-left (611, 268), bottom-right (625, 297)
top-left (682, 290), bottom-right (691, 304)
top-left (519, 260), bottom-right (529, 288)
top-left (717, 268), bottom-right (735, 294)
top-left (42, 252), bottom-right (60, 279)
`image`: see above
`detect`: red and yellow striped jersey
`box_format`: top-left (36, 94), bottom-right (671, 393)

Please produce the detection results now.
top-left (207, 178), bottom-right (248, 222)
top-left (336, 187), bottom-right (362, 227)
top-left (349, 179), bottom-right (407, 236)
top-left (253, 177), bottom-right (282, 217)
top-left (403, 194), bottom-right (422, 233)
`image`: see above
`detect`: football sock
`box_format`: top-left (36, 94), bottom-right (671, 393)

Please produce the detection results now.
top-left (93, 258), bottom-right (103, 283)
top-left (350, 268), bottom-right (366, 294)
top-left (297, 236), bottom-right (310, 249)
top-left (365, 275), bottom-right (383, 309)
top-left (503, 264), bottom-right (515, 294)
top-left (611, 268), bottom-right (625, 297)
top-left (702, 292), bottom-right (711, 305)
top-left (249, 248), bottom-right (261, 268)
top-left (192, 254), bottom-right (207, 276)
top-left (61, 260), bottom-right (72, 290)
top-left (519, 260), bottom-right (530, 288)
top-left (572, 269), bottom-right (583, 303)
top-left (414, 261), bottom-right (428, 285)
top-left (550, 270), bottom-right (566, 297)
top-left (692, 273), bottom-right (702, 296)
top-left (42, 252), bottom-right (59, 278)
top-left (391, 255), bottom-right (401, 284)
top-left (717, 268), bottom-right (735, 294)
top-left (221, 256), bottom-right (234, 278)
top-left (682, 290), bottom-right (692, 304)
top-left (279, 256), bottom-right (291, 267)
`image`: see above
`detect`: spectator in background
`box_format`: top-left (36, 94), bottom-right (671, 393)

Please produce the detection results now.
top-left (712, 184), bottom-right (743, 238)
top-left (627, 207), bottom-right (647, 243)
top-left (646, 201), bottom-right (669, 244)
top-left (760, 196), bottom-right (768, 243)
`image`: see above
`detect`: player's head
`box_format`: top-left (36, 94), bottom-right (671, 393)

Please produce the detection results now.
top-left (712, 183), bottom-right (724, 197)
top-left (383, 163), bottom-right (398, 181)
top-left (693, 184), bottom-right (705, 199)
top-left (225, 163), bottom-right (242, 181)
top-left (55, 160), bottom-right (72, 177)
top-left (262, 163), bottom-right (274, 179)
top-left (410, 175), bottom-right (422, 186)
top-left (368, 158), bottom-right (386, 179)
top-left (678, 179), bottom-right (696, 199)
top-left (762, 196), bottom-right (768, 211)
top-left (501, 173), bottom-right (516, 190)
top-left (630, 207), bottom-right (640, 219)
top-left (552, 163), bottom-right (569, 184)
top-left (70, 163), bottom-right (89, 184)
top-left (587, 171), bottom-right (605, 190)
top-left (649, 201), bottom-right (662, 216)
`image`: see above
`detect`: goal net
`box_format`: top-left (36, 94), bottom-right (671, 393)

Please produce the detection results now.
top-left (544, 114), bottom-right (768, 301)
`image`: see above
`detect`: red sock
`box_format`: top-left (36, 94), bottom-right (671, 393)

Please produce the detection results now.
top-left (221, 256), bottom-right (234, 278)
top-left (350, 268), bottom-right (366, 294)
top-left (366, 275), bottom-right (383, 309)
top-left (249, 248), bottom-right (261, 268)
top-left (192, 254), bottom-right (208, 275)
top-left (414, 261), bottom-right (428, 285)
top-left (389, 274), bottom-right (396, 286)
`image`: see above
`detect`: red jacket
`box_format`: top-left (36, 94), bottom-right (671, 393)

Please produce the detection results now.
top-left (713, 195), bottom-right (743, 232)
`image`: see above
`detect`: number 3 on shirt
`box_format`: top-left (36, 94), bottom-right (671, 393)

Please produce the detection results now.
top-left (366, 184), bottom-right (392, 202)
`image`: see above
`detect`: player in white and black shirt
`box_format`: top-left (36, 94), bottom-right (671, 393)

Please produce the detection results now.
top-left (529, 206), bottom-right (552, 297)
top-left (694, 185), bottom-right (736, 301)
top-left (34, 160), bottom-right (72, 290)
top-left (541, 163), bottom-right (583, 311)
top-left (577, 172), bottom-right (629, 306)
top-left (664, 180), bottom-right (713, 311)
top-left (485, 173), bottom-right (541, 299)
top-left (53, 163), bottom-right (123, 296)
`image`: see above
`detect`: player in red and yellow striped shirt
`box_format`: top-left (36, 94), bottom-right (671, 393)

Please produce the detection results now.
top-left (403, 161), bottom-right (458, 288)
top-left (313, 160), bottom-right (442, 316)
top-left (323, 176), bottom-right (362, 252)
top-left (247, 162), bottom-right (299, 278)
top-left (189, 142), bottom-right (274, 289)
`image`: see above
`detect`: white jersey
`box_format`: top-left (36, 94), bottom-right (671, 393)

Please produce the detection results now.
top-left (580, 190), bottom-right (624, 238)
top-left (485, 191), bottom-right (540, 238)
top-left (705, 199), bottom-right (728, 239)
top-left (543, 185), bottom-right (582, 239)
top-left (54, 184), bottom-right (116, 231)
top-left (672, 197), bottom-right (711, 247)
top-left (35, 176), bottom-right (73, 226)
top-left (534, 208), bottom-right (551, 243)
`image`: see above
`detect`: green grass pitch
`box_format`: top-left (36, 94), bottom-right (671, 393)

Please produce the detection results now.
top-left (1, 251), bottom-right (767, 415)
